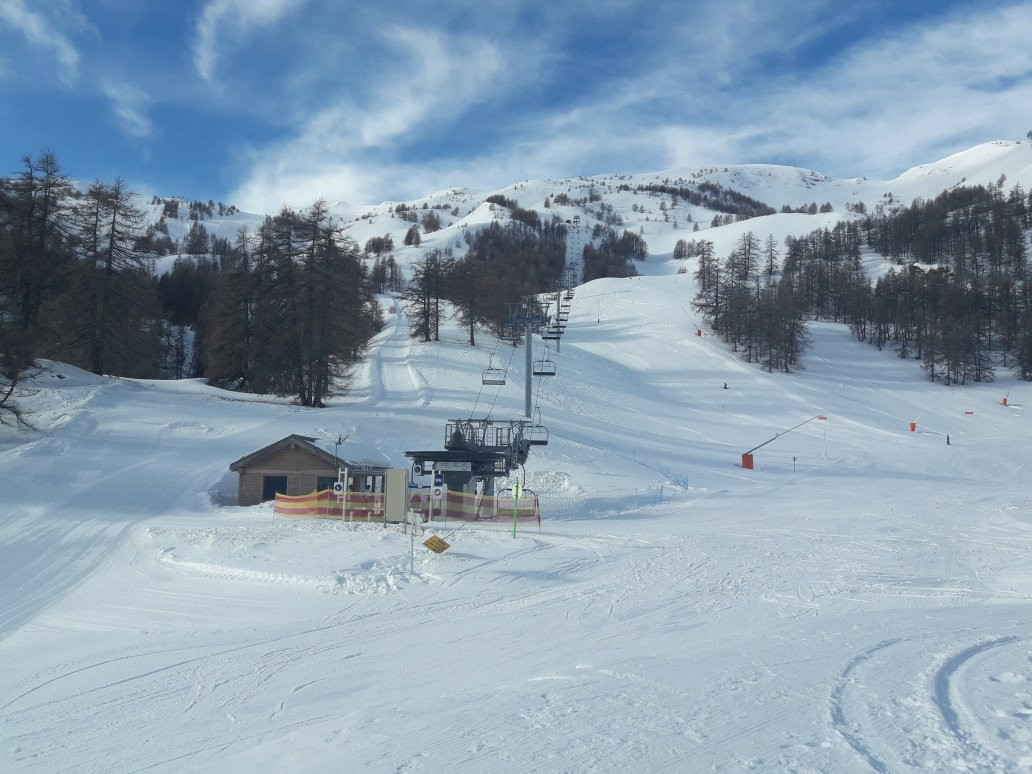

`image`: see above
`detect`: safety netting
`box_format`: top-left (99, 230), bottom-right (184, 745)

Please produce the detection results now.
top-left (272, 487), bottom-right (540, 526)
top-left (273, 489), bottom-right (385, 520)
top-left (409, 488), bottom-right (540, 526)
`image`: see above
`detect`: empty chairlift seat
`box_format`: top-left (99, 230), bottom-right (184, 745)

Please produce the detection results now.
top-left (527, 408), bottom-right (549, 445)
top-left (527, 424), bottom-right (549, 445)
top-left (482, 366), bottom-right (506, 385)
top-left (532, 357), bottom-right (557, 377)
top-left (482, 353), bottom-right (507, 386)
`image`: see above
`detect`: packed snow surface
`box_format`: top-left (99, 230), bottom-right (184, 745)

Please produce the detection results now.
top-left (4, 141), bottom-right (1032, 771)
top-left (3, 271), bottom-right (1032, 772)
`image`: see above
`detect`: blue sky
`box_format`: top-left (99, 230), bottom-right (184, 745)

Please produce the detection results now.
top-left (2, 0), bottom-right (1031, 213)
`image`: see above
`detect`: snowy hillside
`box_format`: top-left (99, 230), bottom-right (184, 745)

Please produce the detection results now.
top-left (2, 141), bottom-right (1032, 771)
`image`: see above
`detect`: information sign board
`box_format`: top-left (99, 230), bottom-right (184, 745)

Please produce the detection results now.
top-left (423, 536), bottom-right (450, 553)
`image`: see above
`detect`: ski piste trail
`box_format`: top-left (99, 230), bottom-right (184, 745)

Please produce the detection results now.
top-left (3, 140), bottom-right (1032, 771)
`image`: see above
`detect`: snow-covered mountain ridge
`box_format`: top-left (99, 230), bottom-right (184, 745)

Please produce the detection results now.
top-left (147, 139), bottom-right (1032, 277)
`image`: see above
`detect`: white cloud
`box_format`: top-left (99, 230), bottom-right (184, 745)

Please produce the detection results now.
top-left (492, 1), bottom-right (1032, 183)
top-left (102, 80), bottom-right (154, 139)
top-left (0, 0), bottom-right (80, 85)
top-left (230, 25), bottom-right (506, 210)
top-left (735, 3), bottom-right (1032, 178)
top-left (193, 0), bottom-right (308, 81)
top-left (354, 25), bottom-right (501, 147)
top-left (228, 1), bottom-right (1032, 210)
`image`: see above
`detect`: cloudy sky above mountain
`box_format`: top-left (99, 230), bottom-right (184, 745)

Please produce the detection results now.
top-left (2, 0), bottom-right (1031, 211)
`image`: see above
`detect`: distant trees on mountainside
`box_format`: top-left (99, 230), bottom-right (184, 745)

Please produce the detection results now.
top-left (397, 205), bottom-right (652, 345)
top-left (855, 179), bottom-right (1031, 383)
top-left (401, 215), bottom-right (566, 344)
top-left (693, 179), bottom-right (1032, 383)
top-left (637, 182), bottom-right (776, 220)
top-left (0, 152), bottom-right (380, 410)
top-left (691, 231), bottom-right (808, 373)
top-left (582, 226), bottom-right (647, 281)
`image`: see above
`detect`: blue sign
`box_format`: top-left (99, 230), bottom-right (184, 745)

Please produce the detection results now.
top-left (434, 472), bottom-right (444, 486)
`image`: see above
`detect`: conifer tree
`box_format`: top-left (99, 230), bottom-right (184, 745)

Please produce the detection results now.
top-left (403, 250), bottom-right (445, 342)
top-left (50, 179), bottom-right (159, 377)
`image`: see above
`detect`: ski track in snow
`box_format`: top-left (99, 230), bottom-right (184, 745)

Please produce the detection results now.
top-left (830, 638), bottom-right (901, 773)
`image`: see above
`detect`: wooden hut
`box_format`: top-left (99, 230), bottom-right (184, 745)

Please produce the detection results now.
top-left (229, 434), bottom-right (387, 506)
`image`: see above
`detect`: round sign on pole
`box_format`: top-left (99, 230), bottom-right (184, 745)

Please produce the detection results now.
top-left (431, 485), bottom-right (444, 500)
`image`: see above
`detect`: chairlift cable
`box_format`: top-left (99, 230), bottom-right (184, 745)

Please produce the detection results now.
top-left (472, 338), bottom-right (507, 417)
top-left (468, 379), bottom-right (487, 419)
top-left (485, 344), bottom-right (519, 420)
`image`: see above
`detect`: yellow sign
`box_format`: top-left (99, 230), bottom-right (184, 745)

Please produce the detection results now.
top-left (423, 535), bottom-right (451, 554)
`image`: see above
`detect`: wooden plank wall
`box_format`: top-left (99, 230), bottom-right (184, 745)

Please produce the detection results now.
top-left (236, 446), bottom-right (337, 506)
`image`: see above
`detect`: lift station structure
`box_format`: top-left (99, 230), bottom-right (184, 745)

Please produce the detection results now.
top-left (405, 282), bottom-right (574, 496)
top-left (404, 418), bottom-right (538, 496)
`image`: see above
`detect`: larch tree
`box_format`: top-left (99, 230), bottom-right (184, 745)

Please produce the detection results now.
top-left (51, 179), bottom-right (159, 377)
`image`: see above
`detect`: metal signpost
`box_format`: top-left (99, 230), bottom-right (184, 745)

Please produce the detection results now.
top-left (405, 509), bottom-right (424, 572)
top-left (431, 473), bottom-right (445, 527)
top-left (512, 478), bottom-right (521, 538)
top-left (333, 468), bottom-right (349, 521)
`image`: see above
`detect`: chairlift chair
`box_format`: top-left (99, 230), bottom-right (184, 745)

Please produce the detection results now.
top-left (528, 409), bottom-right (549, 445)
top-left (481, 355), bottom-right (507, 385)
top-left (532, 357), bottom-right (557, 377)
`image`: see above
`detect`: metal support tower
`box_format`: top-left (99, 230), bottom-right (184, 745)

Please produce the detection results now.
top-left (525, 320), bottom-right (533, 418)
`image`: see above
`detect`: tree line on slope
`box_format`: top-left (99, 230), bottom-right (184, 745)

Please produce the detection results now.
top-left (688, 179), bottom-right (1032, 383)
top-left (0, 152), bottom-right (379, 424)
top-left (401, 218), bottom-right (566, 345)
top-left (399, 208), bottom-right (647, 346)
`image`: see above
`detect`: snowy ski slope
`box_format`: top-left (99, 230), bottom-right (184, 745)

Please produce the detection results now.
top-left (2, 140), bottom-right (1032, 771)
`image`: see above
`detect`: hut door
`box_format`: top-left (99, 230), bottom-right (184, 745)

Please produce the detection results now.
top-left (261, 475), bottom-right (288, 502)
